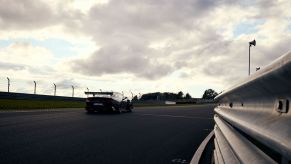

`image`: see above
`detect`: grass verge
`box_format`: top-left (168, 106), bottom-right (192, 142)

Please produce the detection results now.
top-left (0, 99), bottom-right (85, 110)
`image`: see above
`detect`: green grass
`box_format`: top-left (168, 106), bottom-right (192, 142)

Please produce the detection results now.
top-left (0, 99), bottom-right (85, 110)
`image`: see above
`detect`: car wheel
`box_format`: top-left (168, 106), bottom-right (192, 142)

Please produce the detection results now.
top-left (114, 106), bottom-right (121, 114)
top-left (86, 110), bottom-right (94, 114)
top-left (127, 105), bottom-right (133, 112)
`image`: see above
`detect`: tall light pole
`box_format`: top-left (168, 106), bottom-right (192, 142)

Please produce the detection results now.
top-left (33, 81), bottom-right (36, 94)
top-left (53, 83), bottom-right (56, 96)
top-left (7, 77), bottom-right (10, 93)
top-left (249, 39), bottom-right (256, 76)
top-left (72, 85), bottom-right (74, 97)
top-left (130, 91), bottom-right (133, 100)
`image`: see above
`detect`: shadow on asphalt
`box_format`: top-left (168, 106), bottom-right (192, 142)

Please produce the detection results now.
top-left (85, 111), bottom-right (133, 115)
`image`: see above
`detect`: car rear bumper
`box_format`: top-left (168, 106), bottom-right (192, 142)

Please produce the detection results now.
top-left (85, 105), bottom-right (115, 112)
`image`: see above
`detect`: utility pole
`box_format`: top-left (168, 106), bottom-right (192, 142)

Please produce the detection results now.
top-left (72, 85), bottom-right (74, 97)
top-left (249, 39), bottom-right (256, 76)
top-left (53, 83), bottom-right (56, 96)
top-left (7, 77), bottom-right (10, 93)
top-left (33, 81), bottom-right (36, 94)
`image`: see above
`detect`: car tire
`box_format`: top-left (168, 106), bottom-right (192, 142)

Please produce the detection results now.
top-left (87, 110), bottom-right (94, 114)
top-left (114, 106), bottom-right (121, 114)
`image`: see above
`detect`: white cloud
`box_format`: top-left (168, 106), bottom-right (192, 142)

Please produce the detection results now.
top-left (0, 42), bottom-right (53, 66)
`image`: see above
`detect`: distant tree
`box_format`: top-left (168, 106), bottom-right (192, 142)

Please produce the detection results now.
top-left (141, 92), bottom-right (182, 101)
top-left (140, 92), bottom-right (162, 100)
top-left (132, 95), bottom-right (138, 101)
top-left (185, 93), bottom-right (192, 99)
top-left (177, 91), bottom-right (184, 99)
top-left (164, 92), bottom-right (169, 100)
top-left (202, 89), bottom-right (218, 99)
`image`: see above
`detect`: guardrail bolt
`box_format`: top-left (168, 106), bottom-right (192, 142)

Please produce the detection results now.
top-left (276, 99), bottom-right (289, 113)
top-left (229, 102), bottom-right (233, 108)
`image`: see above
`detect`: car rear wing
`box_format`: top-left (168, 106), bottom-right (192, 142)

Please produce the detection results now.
top-left (84, 92), bottom-right (114, 97)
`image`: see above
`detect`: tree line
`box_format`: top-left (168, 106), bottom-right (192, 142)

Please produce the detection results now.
top-left (134, 89), bottom-right (218, 101)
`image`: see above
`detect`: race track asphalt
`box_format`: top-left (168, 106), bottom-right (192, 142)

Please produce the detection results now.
top-left (0, 104), bottom-right (215, 164)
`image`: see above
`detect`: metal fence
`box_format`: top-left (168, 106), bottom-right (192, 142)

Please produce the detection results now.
top-left (191, 51), bottom-right (291, 163)
top-left (0, 77), bottom-right (140, 99)
top-left (0, 77), bottom-right (86, 98)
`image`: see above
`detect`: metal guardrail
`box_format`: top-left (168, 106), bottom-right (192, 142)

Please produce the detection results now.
top-left (192, 51), bottom-right (291, 164)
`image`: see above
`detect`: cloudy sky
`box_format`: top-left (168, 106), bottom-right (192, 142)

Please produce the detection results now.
top-left (0, 0), bottom-right (290, 98)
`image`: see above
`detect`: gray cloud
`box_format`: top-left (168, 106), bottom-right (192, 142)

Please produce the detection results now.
top-left (201, 35), bottom-right (291, 86)
top-left (55, 78), bottom-right (80, 89)
top-left (27, 66), bottom-right (56, 76)
top-left (69, 0), bottom-right (229, 79)
top-left (83, 0), bottom-right (225, 41)
top-left (70, 44), bottom-right (174, 79)
top-left (0, 62), bottom-right (26, 70)
top-left (0, 0), bottom-right (83, 30)
top-left (0, 0), bottom-right (57, 29)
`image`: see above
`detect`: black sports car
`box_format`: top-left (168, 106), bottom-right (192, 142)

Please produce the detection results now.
top-left (85, 92), bottom-right (133, 113)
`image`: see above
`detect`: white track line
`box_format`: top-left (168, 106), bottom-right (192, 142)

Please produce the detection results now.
top-left (138, 113), bottom-right (212, 120)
